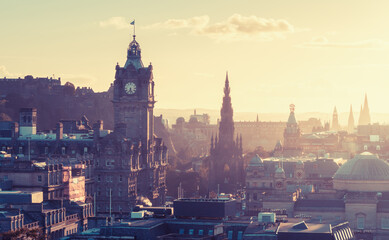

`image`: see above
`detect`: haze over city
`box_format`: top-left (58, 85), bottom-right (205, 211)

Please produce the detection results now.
top-left (3, 1), bottom-right (389, 239)
top-left (2, 0), bottom-right (389, 114)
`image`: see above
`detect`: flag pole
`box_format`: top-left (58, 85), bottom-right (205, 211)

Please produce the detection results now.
top-left (133, 20), bottom-right (136, 37)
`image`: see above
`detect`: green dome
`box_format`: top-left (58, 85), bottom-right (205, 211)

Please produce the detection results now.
top-left (248, 154), bottom-right (263, 167)
top-left (334, 152), bottom-right (389, 181)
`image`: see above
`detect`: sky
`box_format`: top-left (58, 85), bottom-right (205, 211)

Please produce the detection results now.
top-left (1, 0), bottom-right (389, 114)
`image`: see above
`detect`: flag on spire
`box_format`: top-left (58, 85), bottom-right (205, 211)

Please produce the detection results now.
top-left (130, 20), bottom-right (135, 25)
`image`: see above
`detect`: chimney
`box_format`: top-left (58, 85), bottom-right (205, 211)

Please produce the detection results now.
top-left (11, 122), bottom-right (19, 140)
top-left (56, 122), bottom-right (63, 140)
top-left (93, 121), bottom-right (101, 141)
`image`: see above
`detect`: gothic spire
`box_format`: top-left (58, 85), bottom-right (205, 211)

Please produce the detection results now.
top-left (358, 105), bottom-right (363, 126)
top-left (218, 72), bottom-right (234, 147)
top-left (362, 93), bottom-right (371, 125)
top-left (332, 106), bottom-right (339, 131)
top-left (348, 105), bottom-right (355, 133)
top-left (358, 94), bottom-right (371, 126)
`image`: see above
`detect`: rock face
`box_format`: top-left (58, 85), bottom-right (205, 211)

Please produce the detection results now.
top-left (0, 76), bottom-right (114, 130)
top-left (0, 76), bottom-right (176, 155)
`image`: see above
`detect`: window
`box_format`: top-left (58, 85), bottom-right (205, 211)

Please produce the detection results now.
top-left (84, 147), bottom-right (88, 154)
top-left (179, 229), bottom-right (184, 234)
top-left (198, 229), bottom-right (203, 235)
top-left (189, 229), bottom-right (194, 235)
top-left (253, 193), bottom-right (257, 201)
top-left (45, 147), bottom-right (49, 154)
top-left (357, 216), bottom-right (365, 229)
top-left (208, 230), bottom-right (213, 236)
top-left (118, 188), bottom-right (122, 197)
top-left (382, 217), bottom-right (389, 229)
top-left (106, 176), bottom-right (111, 182)
top-left (19, 147), bottom-right (23, 154)
top-left (364, 145), bottom-right (368, 151)
top-left (61, 147), bottom-right (66, 155)
top-left (3, 175), bottom-right (8, 181)
top-left (228, 230), bottom-right (233, 239)
top-left (119, 175), bottom-right (123, 182)
top-left (38, 175), bottom-right (42, 182)
top-left (237, 231), bottom-right (243, 240)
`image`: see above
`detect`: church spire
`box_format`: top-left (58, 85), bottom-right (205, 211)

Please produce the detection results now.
top-left (358, 94), bottom-right (371, 126)
top-left (331, 106), bottom-right (340, 131)
top-left (348, 105), bottom-right (355, 133)
top-left (363, 93), bottom-right (371, 125)
top-left (358, 105), bottom-right (363, 126)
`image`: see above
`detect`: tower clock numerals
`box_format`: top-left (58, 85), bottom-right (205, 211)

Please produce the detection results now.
top-left (125, 82), bottom-right (137, 95)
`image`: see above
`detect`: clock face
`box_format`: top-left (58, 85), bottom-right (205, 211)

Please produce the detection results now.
top-left (125, 82), bottom-right (136, 95)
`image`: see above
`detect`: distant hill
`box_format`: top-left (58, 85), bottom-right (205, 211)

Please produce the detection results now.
top-left (154, 108), bottom-right (389, 127)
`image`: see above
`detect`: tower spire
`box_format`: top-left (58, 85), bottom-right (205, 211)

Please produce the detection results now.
top-left (358, 105), bottom-right (363, 126)
top-left (331, 106), bottom-right (339, 131)
top-left (125, 20), bottom-right (143, 70)
top-left (348, 105), bottom-right (355, 133)
top-left (363, 93), bottom-right (371, 125)
top-left (218, 71), bottom-right (234, 147)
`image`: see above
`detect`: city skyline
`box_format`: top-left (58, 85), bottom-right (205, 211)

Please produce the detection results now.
top-left (2, 0), bottom-right (389, 113)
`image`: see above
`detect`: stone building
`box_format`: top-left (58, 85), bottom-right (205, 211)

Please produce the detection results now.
top-left (0, 32), bottom-right (168, 217)
top-left (94, 33), bottom-right (168, 214)
top-left (245, 152), bottom-right (389, 239)
top-left (244, 155), bottom-right (340, 215)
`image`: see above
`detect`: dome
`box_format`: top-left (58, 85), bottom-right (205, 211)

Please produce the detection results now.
top-left (333, 152), bottom-right (389, 181)
top-left (276, 167), bottom-right (285, 174)
top-left (248, 154), bottom-right (263, 167)
top-left (333, 152), bottom-right (389, 192)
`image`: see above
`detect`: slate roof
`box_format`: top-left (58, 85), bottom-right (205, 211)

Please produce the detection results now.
top-left (261, 158), bottom-right (339, 179)
top-left (294, 199), bottom-right (345, 211)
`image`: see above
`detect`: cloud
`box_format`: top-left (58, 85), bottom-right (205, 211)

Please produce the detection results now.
top-left (146, 14), bottom-right (295, 41)
top-left (0, 66), bottom-right (19, 77)
top-left (0, 66), bottom-right (11, 76)
top-left (60, 74), bottom-right (97, 86)
top-left (99, 17), bottom-right (129, 30)
top-left (146, 15), bottom-right (209, 29)
top-left (300, 37), bottom-right (389, 49)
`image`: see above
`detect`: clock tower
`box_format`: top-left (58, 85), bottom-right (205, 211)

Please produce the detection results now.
top-left (113, 34), bottom-right (155, 148)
